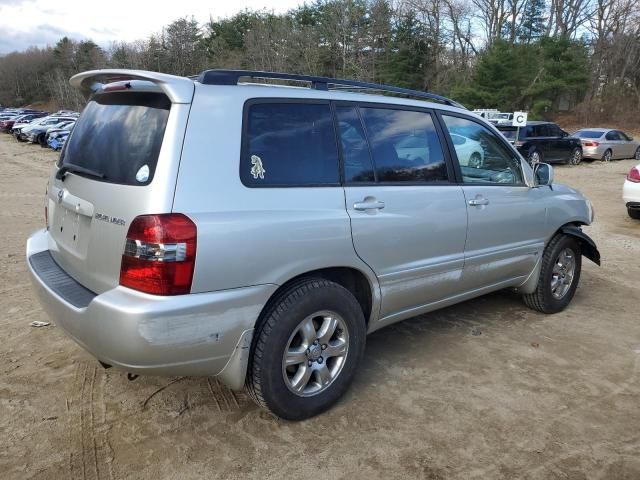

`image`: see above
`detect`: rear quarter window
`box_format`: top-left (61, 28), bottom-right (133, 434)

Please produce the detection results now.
top-left (61, 91), bottom-right (170, 186)
top-left (241, 101), bottom-right (339, 187)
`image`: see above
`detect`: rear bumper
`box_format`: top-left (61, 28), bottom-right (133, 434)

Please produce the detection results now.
top-left (582, 145), bottom-right (604, 159)
top-left (623, 179), bottom-right (640, 204)
top-left (27, 228), bottom-right (277, 380)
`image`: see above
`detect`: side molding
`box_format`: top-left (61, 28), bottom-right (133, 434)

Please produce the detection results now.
top-left (560, 225), bottom-right (601, 266)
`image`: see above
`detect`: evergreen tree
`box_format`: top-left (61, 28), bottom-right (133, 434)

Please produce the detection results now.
top-left (518, 0), bottom-right (547, 44)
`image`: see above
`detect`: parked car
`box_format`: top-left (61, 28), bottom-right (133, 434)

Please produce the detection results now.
top-left (7, 112), bottom-right (47, 135)
top-left (623, 164), bottom-right (640, 219)
top-left (27, 69), bottom-right (600, 420)
top-left (497, 121), bottom-right (583, 165)
top-left (23, 117), bottom-right (76, 143)
top-left (41, 121), bottom-right (75, 146)
top-left (572, 128), bottom-right (640, 162)
top-left (47, 129), bottom-right (71, 150)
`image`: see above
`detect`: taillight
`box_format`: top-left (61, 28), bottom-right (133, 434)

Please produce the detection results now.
top-left (627, 167), bottom-right (640, 183)
top-left (583, 141), bottom-right (599, 147)
top-left (119, 214), bottom-right (197, 295)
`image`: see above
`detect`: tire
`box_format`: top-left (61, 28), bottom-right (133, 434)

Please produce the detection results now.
top-left (628, 207), bottom-right (640, 220)
top-left (522, 234), bottom-right (582, 314)
top-left (601, 149), bottom-right (612, 162)
top-left (634, 147), bottom-right (640, 161)
top-left (246, 278), bottom-right (366, 420)
top-left (569, 147), bottom-right (582, 165)
top-left (469, 152), bottom-right (482, 168)
top-left (529, 150), bottom-right (542, 166)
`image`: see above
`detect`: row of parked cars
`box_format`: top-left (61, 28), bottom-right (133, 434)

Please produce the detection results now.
top-left (0, 107), bottom-right (78, 150)
top-left (495, 121), bottom-right (640, 165)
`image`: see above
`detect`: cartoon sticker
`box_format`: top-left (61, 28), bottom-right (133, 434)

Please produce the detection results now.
top-left (250, 155), bottom-right (266, 180)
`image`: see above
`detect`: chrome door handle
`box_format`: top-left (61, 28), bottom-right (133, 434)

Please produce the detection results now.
top-left (468, 197), bottom-right (489, 206)
top-left (353, 200), bottom-right (385, 211)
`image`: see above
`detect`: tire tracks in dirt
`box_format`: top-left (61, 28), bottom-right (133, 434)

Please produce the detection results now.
top-left (68, 363), bottom-right (113, 480)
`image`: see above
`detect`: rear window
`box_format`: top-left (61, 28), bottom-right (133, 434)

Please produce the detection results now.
top-left (497, 127), bottom-right (518, 139)
top-left (573, 130), bottom-right (602, 139)
top-left (241, 102), bottom-right (339, 187)
top-left (60, 92), bottom-right (170, 186)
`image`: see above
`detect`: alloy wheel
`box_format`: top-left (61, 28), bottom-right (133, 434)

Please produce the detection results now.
top-left (282, 310), bottom-right (349, 397)
top-left (551, 248), bottom-right (576, 300)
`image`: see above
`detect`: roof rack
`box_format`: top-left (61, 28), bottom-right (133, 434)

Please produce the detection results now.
top-left (196, 69), bottom-right (465, 109)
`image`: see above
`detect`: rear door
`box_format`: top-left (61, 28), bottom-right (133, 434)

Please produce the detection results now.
top-left (337, 103), bottom-right (468, 320)
top-left (46, 82), bottom-right (193, 294)
top-left (439, 113), bottom-right (546, 289)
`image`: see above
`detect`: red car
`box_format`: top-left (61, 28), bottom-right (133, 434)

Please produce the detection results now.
top-left (0, 113), bottom-right (46, 133)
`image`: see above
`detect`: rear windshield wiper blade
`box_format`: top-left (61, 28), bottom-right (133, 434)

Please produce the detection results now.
top-left (56, 163), bottom-right (105, 181)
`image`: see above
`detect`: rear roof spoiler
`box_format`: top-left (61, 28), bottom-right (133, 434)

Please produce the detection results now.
top-left (70, 69), bottom-right (194, 104)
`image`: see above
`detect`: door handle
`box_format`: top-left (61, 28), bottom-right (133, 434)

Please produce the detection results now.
top-left (468, 196), bottom-right (489, 207)
top-left (353, 199), bottom-right (385, 211)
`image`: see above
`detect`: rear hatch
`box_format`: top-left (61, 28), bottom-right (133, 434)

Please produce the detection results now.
top-left (45, 70), bottom-right (194, 294)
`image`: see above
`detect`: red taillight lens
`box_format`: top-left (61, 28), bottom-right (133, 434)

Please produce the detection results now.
top-left (583, 141), bottom-right (599, 147)
top-left (119, 214), bottom-right (197, 295)
top-left (627, 167), bottom-right (640, 183)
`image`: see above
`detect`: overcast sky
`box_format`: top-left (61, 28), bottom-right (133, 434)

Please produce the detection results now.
top-left (0, 0), bottom-right (306, 54)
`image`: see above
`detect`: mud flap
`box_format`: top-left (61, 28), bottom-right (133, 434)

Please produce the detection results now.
top-left (560, 225), bottom-right (601, 266)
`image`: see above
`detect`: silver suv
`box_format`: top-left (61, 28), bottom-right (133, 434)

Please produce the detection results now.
top-left (27, 70), bottom-right (600, 420)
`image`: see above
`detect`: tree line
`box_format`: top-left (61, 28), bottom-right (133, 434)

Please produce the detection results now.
top-left (0, 0), bottom-right (638, 121)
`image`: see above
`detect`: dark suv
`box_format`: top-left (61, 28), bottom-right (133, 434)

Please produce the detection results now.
top-left (497, 121), bottom-right (583, 165)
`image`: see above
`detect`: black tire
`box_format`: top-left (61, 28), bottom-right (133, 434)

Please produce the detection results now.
top-left (601, 149), bottom-right (612, 162)
top-left (522, 234), bottom-right (582, 314)
top-left (246, 278), bottom-right (366, 420)
top-left (628, 207), bottom-right (640, 220)
top-left (634, 147), bottom-right (640, 161)
top-left (569, 147), bottom-right (582, 165)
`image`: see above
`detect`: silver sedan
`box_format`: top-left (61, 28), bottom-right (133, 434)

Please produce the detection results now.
top-left (572, 128), bottom-right (640, 162)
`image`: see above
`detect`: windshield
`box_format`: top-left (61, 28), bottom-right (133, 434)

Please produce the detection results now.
top-left (573, 130), bottom-right (603, 139)
top-left (61, 91), bottom-right (170, 186)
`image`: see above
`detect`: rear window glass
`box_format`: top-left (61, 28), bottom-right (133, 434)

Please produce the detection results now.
top-left (61, 92), bottom-right (170, 186)
top-left (574, 130), bottom-right (602, 139)
top-left (241, 102), bottom-right (339, 186)
top-left (497, 127), bottom-right (518, 139)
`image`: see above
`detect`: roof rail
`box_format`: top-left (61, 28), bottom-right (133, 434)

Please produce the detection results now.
top-left (196, 69), bottom-right (465, 109)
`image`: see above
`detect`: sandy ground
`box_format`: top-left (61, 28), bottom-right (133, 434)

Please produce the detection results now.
top-left (1, 133), bottom-right (639, 480)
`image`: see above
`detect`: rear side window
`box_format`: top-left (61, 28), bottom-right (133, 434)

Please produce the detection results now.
top-left (241, 102), bottom-right (339, 186)
top-left (359, 107), bottom-right (448, 183)
top-left (61, 92), bottom-right (170, 185)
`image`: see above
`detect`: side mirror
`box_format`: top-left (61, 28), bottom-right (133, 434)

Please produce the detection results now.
top-left (561, 131), bottom-right (569, 137)
top-left (534, 162), bottom-right (554, 186)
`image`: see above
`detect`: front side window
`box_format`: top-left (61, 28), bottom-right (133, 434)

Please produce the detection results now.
top-left (442, 115), bottom-right (524, 185)
top-left (359, 107), bottom-right (448, 183)
top-left (241, 102), bottom-right (339, 186)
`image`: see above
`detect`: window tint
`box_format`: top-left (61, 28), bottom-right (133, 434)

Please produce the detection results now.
top-left (242, 102), bottom-right (339, 186)
top-left (574, 130), bottom-right (603, 139)
top-left (548, 124), bottom-right (563, 136)
top-left (605, 131), bottom-right (620, 141)
top-left (617, 131), bottom-right (631, 141)
top-left (335, 106), bottom-right (375, 183)
top-left (442, 115), bottom-right (524, 185)
top-left (61, 92), bottom-right (170, 185)
top-left (359, 107), bottom-right (448, 183)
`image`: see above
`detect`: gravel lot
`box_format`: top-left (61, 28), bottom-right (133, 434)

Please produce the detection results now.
top-left (1, 133), bottom-right (639, 480)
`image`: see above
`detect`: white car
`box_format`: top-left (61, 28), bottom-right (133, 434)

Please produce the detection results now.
top-left (623, 164), bottom-right (640, 219)
top-left (450, 133), bottom-right (484, 167)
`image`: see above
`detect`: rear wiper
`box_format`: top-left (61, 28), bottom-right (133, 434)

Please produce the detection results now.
top-left (56, 163), bottom-right (105, 181)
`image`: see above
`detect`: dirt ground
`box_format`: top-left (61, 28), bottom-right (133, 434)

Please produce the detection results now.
top-left (1, 133), bottom-right (639, 480)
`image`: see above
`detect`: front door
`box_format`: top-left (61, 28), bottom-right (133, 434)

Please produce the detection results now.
top-left (440, 113), bottom-right (547, 289)
top-left (335, 104), bottom-right (468, 320)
